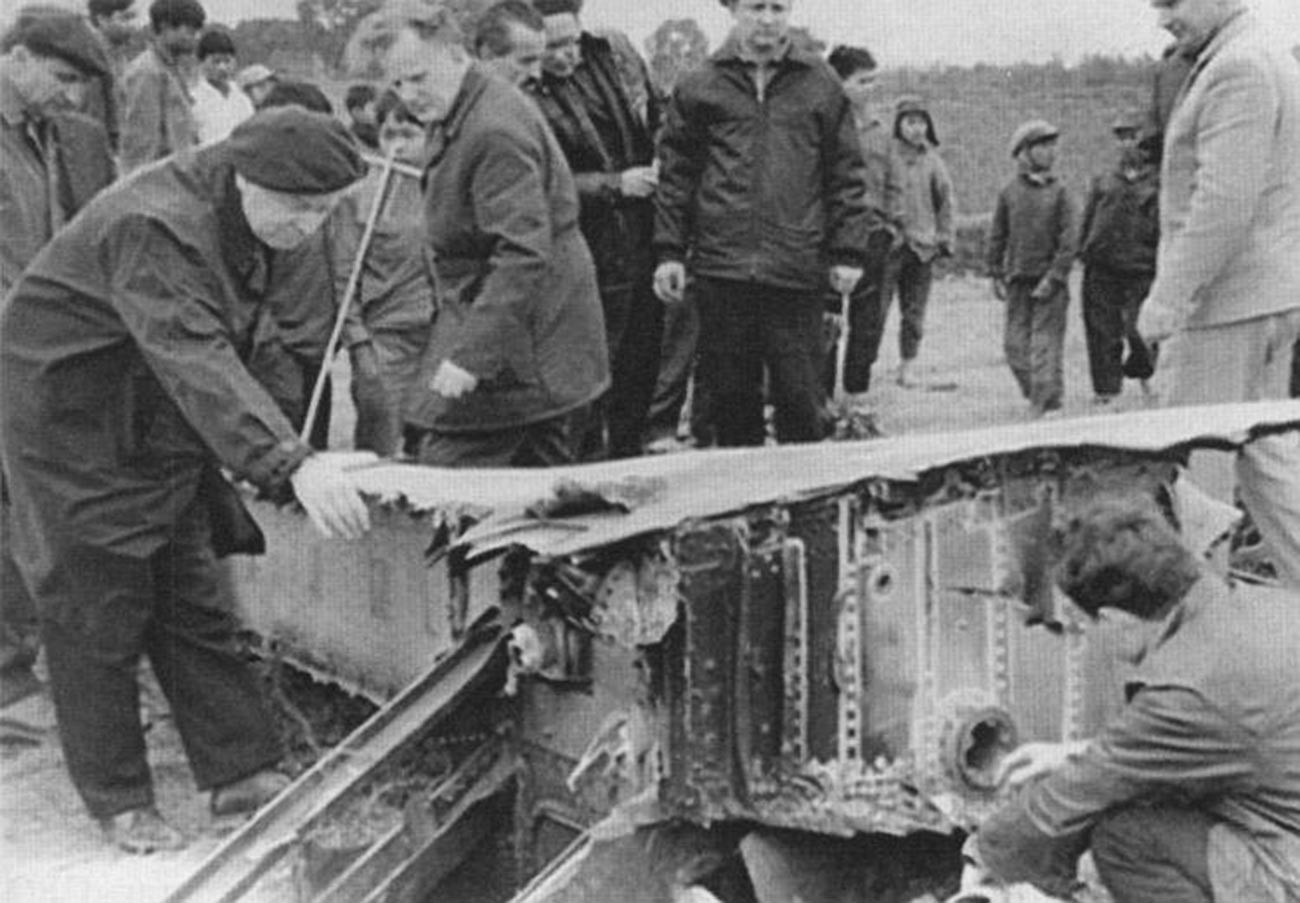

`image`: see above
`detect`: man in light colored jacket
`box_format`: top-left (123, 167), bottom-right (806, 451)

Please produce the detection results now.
top-left (1137, 0), bottom-right (1300, 590)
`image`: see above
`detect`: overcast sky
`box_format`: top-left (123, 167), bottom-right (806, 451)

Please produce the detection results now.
top-left (31, 0), bottom-right (1300, 65)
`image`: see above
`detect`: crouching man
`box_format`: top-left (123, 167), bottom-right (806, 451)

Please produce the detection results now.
top-left (0, 107), bottom-right (374, 853)
top-left (964, 497), bottom-right (1300, 901)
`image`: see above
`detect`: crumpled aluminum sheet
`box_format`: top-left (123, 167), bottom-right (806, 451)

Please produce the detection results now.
top-left (353, 401), bottom-right (1300, 558)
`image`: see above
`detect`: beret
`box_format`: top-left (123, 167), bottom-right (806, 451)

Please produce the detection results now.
top-left (533, 0), bottom-right (582, 15)
top-left (10, 11), bottom-right (110, 78)
top-left (226, 107), bottom-right (366, 195)
top-left (1009, 119), bottom-right (1060, 157)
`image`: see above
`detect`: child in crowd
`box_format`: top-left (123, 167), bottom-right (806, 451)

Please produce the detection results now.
top-left (1078, 110), bottom-right (1158, 403)
top-left (885, 96), bottom-right (955, 388)
top-left (987, 120), bottom-right (1078, 417)
top-left (332, 92), bottom-right (435, 457)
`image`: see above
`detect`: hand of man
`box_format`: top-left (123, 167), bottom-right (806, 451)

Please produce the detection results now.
top-left (290, 451), bottom-right (378, 540)
top-left (430, 360), bottom-right (479, 399)
top-left (996, 740), bottom-right (1089, 789)
top-left (829, 265), bottom-right (863, 296)
top-left (1137, 299), bottom-right (1180, 346)
top-left (1029, 277), bottom-right (1058, 301)
top-left (654, 261), bottom-right (687, 304)
top-left (619, 166), bottom-right (658, 199)
top-left (990, 278), bottom-right (1007, 301)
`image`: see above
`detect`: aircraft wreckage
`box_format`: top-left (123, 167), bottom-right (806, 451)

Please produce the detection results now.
top-left (164, 400), bottom-right (1300, 903)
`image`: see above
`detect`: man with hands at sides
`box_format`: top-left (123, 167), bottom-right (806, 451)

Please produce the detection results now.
top-left (959, 497), bottom-right (1300, 903)
top-left (653, 0), bottom-right (870, 447)
top-left (0, 107), bottom-right (374, 854)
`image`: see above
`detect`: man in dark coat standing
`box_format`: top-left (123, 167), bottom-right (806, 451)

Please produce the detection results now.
top-left (528, 0), bottom-right (662, 459)
top-left (0, 107), bottom-right (373, 853)
top-left (368, 0), bottom-right (608, 468)
top-left (653, 0), bottom-right (870, 447)
top-left (0, 9), bottom-right (116, 711)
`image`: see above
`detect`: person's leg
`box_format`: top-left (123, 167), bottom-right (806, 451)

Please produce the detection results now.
top-left (37, 545), bottom-right (156, 820)
top-left (1120, 274), bottom-right (1156, 383)
top-left (1028, 282), bottom-right (1069, 412)
top-left (697, 279), bottom-right (765, 447)
top-left (1002, 281), bottom-right (1035, 400)
top-left (842, 230), bottom-right (893, 395)
top-left (144, 502), bottom-right (282, 795)
top-left (1235, 308), bottom-right (1300, 590)
top-left (1090, 806), bottom-right (1214, 903)
top-left (897, 248), bottom-right (934, 365)
top-left (648, 286), bottom-right (700, 442)
top-left (763, 289), bottom-right (829, 444)
top-left (1082, 266), bottom-right (1124, 398)
top-left (0, 487), bottom-right (41, 707)
top-left (605, 280), bottom-right (666, 459)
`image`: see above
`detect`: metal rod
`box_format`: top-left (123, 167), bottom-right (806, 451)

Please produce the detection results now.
top-left (300, 151), bottom-right (399, 445)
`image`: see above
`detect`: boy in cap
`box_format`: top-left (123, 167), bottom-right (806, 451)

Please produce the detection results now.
top-left (885, 95), bottom-right (955, 388)
top-left (191, 26), bottom-right (254, 144)
top-left (1, 6), bottom-right (116, 712)
top-left (987, 119), bottom-right (1078, 417)
top-left (1078, 110), bottom-right (1158, 404)
top-left (0, 107), bottom-right (372, 852)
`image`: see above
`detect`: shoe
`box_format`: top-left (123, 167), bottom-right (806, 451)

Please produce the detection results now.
top-left (99, 807), bottom-right (186, 854)
top-left (210, 768), bottom-right (291, 817)
top-left (1092, 394), bottom-right (1116, 406)
top-left (895, 360), bottom-right (919, 388)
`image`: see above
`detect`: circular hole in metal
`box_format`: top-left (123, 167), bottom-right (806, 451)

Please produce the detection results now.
top-left (869, 565), bottom-right (895, 598)
top-left (953, 710), bottom-right (1017, 791)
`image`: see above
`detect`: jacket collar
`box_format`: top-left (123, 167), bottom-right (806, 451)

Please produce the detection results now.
top-left (0, 67), bottom-right (28, 127)
top-left (1133, 572), bottom-right (1214, 674)
top-left (440, 62), bottom-right (488, 145)
top-left (1179, 8), bottom-right (1253, 97)
top-left (1017, 166), bottom-right (1057, 186)
top-left (712, 33), bottom-right (812, 69)
top-left (207, 149), bottom-right (265, 284)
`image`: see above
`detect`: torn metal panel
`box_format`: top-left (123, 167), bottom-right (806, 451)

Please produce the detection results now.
top-left (345, 401), bottom-right (1300, 559)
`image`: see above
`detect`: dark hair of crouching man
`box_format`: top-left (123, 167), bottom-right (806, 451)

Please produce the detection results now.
top-left (0, 107), bottom-right (374, 854)
top-left (962, 496), bottom-right (1300, 903)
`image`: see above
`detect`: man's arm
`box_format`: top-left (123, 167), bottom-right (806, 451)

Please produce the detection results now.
top-left (110, 216), bottom-right (312, 487)
top-left (932, 156), bottom-right (956, 250)
top-left (443, 128), bottom-right (553, 382)
top-left (119, 60), bottom-right (165, 175)
top-left (1077, 176), bottom-right (1102, 261)
top-left (1142, 55), bottom-right (1277, 329)
top-left (976, 684), bottom-right (1256, 894)
top-left (821, 92), bottom-right (871, 269)
top-left (985, 190), bottom-right (1009, 280)
top-left (652, 81), bottom-right (705, 265)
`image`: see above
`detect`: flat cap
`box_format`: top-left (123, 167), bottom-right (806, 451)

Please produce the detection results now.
top-left (1110, 109), bottom-right (1145, 134)
top-left (235, 63), bottom-right (276, 90)
top-left (226, 107), bottom-right (366, 195)
top-left (1009, 118), bottom-right (1060, 157)
top-left (6, 10), bottom-right (110, 78)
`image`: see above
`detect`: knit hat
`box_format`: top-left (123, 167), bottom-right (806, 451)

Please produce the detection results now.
top-left (225, 107), bottom-right (366, 195)
top-left (6, 10), bottom-right (110, 78)
top-left (1009, 119), bottom-right (1060, 157)
top-left (893, 95), bottom-right (939, 146)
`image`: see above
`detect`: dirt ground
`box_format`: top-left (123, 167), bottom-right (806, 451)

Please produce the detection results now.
top-left (0, 274), bottom-right (1146, 902)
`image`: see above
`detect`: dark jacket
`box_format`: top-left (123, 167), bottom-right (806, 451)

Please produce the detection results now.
top-left (530, 31), bottom-right (659, 293)
top-left (406, 66), bottom-right (608, 433)
top-left (120, 42), bottom-right (198, 175)
top-left (0, 144), bottom-right (311, 567)
top-left (653, 37), bottom-right (871, 291)
top-left (1078, 157), bottom-right (1159, 275)
top-left (978, 576), bottom-right (1300, 901)
top-left (986, 170), bottom-right (1077, 286)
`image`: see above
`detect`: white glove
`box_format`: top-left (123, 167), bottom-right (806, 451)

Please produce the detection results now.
top-left (289, 451), bottom-right (378, 540)
top-left (996, 740), bottom-right (1090, 788)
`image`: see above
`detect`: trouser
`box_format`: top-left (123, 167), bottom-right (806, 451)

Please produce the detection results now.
top-left (1, 483), bottom-right (40, 704)
top-left (352, 329), bottom-right (428, 458)
top-left (883, 244), bottom-right (935, 362)
top-left (1082, 265), bottom-right (1154, 397)
top-left (1090, 807), bottom-right (1214, 903)
top-left (696, 277), bottom-right (827, 447)
top-left (576, 278), bottom-right (665, 460)
top-left (826, 228), bottom-right (893, 395)
top-left (1003, 278), bottom-right (1068, 412)
top-left (1157, 309), bottom-right (1300, 590)
top-left (648, 286), bottom-right (701, 442)
top-left (413, 414), bottom-right (574, 468)
top-left (36, 502), bottom-right (282, 819)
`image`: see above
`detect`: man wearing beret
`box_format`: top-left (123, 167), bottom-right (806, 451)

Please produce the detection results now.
top-left (0, 107), bottom-right (373, 853)
top-left (0, 8), bottom-right (116, 712)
